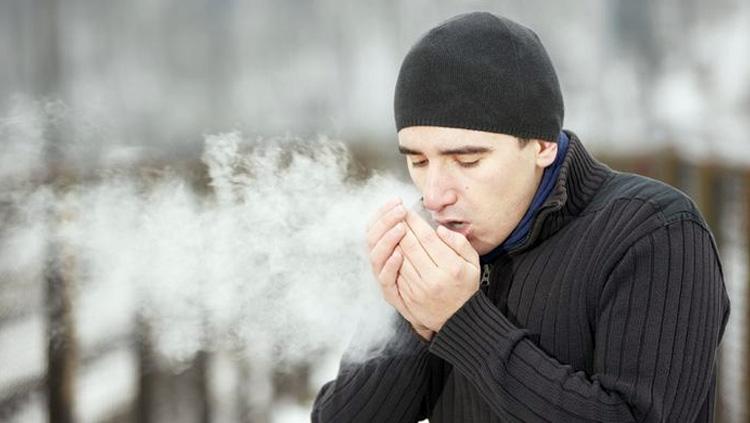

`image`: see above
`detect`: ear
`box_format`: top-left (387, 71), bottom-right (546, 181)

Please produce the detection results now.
top-left (534, 140), bottom-right (558, 168)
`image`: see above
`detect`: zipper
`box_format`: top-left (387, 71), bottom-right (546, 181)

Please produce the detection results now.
top-left (480, 264), bottom-right (491, 291)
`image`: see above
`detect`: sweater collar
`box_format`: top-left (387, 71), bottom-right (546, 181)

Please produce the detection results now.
top-left (485, 130), bottom-right (613, 260)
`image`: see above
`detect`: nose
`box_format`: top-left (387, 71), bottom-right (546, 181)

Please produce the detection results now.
top-left (422, 166), bottom-right (458, 212)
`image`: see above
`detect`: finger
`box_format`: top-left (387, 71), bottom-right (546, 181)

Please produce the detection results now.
top-left (397, 274), bottom-right (422, 312)
top-left (397, 246), bottom-right (423, 285)
top-left (378, 248), bottom-right (403, 289)
top-left (397, 275), bottom-right (414, 305)
top-left (398, 223), bottom-right (438, 276)
top-left (380, 263), bottom-right (415, 321)
top-left (437, 225), bottom-right (479, 268)
top-left (366, 197), bottom-right (402, 231)
top-left (366, 202), bottom-right (407, 250)
top-left (370, 222), bottom-right (406, 275)
top-left (404, 209), bottom-right (458, 267)
top-left (382, 280), bottom-right (409, 317)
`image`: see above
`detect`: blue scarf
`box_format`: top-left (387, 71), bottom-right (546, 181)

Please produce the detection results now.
top-left (480, 131), bottom-right (570, 264)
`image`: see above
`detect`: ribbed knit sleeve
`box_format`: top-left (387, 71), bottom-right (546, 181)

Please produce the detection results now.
top-left (429, 218), bottom-right (729, 422)
top-left (311, 317), bottom-right (434, 422)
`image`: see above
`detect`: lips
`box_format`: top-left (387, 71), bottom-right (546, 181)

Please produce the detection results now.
top-left (436, 219), bottom-right (472, 236)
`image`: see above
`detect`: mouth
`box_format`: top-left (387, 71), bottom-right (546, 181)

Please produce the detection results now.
top-left (437, 219), bottom-right (472, 236)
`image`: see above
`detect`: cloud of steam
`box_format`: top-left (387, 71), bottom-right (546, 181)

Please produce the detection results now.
top-left (0, 107), bottom-right (418, 371)
top-left (0, 97), bottom-right (47, 182)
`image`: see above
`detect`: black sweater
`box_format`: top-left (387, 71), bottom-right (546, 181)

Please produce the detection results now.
top-left (312, 132), bottom-right (731, 422)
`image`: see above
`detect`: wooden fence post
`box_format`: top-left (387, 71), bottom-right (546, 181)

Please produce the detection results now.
top-left (44, 204), bottom-right (77, 423)
top-left (195, 349), bottom-right (212, 423)
top-left (741, 169), bottom-right (750, 423)
top-left (657, 149), bottom-right (680, 188)
top-left (136, 313), bottom-right (155, 423)
top-left (36, 0), bottom-right (76, 417)
top-left (695, 163), bottom-right (724, 251)
top-left (273, 361), bottom-right (312, 404)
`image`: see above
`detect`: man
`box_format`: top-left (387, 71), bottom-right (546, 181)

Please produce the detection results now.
top-left (312, 12), bottom-right (730, 422)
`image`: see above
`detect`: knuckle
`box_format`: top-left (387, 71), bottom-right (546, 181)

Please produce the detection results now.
top-left (381, 269), bottom-right (397, 284)
top-left (389, 204), bottom-right (406, 219)
top-left (447, 263), bottom-right (462, 278)
top-left (381, 209), bottom-right (402, 229)
top-left (429, 284), bottom-right (443, 298)
top-left (383, 238), bottom-right (400, 254)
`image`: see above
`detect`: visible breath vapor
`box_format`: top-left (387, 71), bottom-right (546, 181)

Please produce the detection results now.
top-left (0, 108), bottom-right (418, 370)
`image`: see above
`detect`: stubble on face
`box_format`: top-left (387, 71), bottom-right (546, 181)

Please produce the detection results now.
top-left (398, 126), bottom-right (547, 255)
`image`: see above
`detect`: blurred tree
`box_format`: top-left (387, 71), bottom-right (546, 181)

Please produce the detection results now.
top-left (34, 0), bottom-right (78, 422)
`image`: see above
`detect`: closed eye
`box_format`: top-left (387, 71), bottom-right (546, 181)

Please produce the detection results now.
top-left (409, 156), bottom-right (481, 168)
top-left (458, 159), bottom-right (480, 168)
top-left (411, 159), bottom-right (428, 167)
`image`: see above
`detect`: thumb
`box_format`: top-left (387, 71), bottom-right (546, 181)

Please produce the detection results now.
top-left (437, 225), bottom-right (479, 266)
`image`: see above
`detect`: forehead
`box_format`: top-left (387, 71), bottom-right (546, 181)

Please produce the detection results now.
top-left (397, 126), bottom-right (513, 152)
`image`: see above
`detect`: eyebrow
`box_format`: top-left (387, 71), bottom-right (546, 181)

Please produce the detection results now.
top-left (398, 145), bottom-right (494, 155)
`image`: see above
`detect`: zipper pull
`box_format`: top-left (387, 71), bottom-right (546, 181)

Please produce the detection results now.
top-left (480, 264), bottom-right (491, 288)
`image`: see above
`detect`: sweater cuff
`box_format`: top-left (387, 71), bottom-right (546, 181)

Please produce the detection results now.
top-left (390, 313), bottom-right (431, 353)
top-left (429, 291), bottom-right (527, 379)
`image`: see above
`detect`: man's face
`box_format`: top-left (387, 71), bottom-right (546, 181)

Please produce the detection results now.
top-left (398, 126), bottom-right (556, 255)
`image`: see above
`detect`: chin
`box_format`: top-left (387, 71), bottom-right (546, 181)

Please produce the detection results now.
top-left (470, 240), bottom-right (489, 256)
top-left (470, 236), bottom-right (501, 256)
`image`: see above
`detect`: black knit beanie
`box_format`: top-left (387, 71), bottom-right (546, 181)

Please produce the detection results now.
top-left (394, 12), bottom-right (564, 142)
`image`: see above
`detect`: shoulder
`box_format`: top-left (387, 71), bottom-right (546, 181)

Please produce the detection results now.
top-left (576, 171), bottom-right (719, 277)
top-left (585, 170), bottom-right (707, 230)
top-left (580, 172), bottom-right (726, 309)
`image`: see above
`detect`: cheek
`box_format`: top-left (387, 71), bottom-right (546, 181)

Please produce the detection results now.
top-left (465, 171), bottom-right (517, 217)
top-left (407, 169), bottom-right (423, 190)
top-left (466, 169), bottom-right (502, 197)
